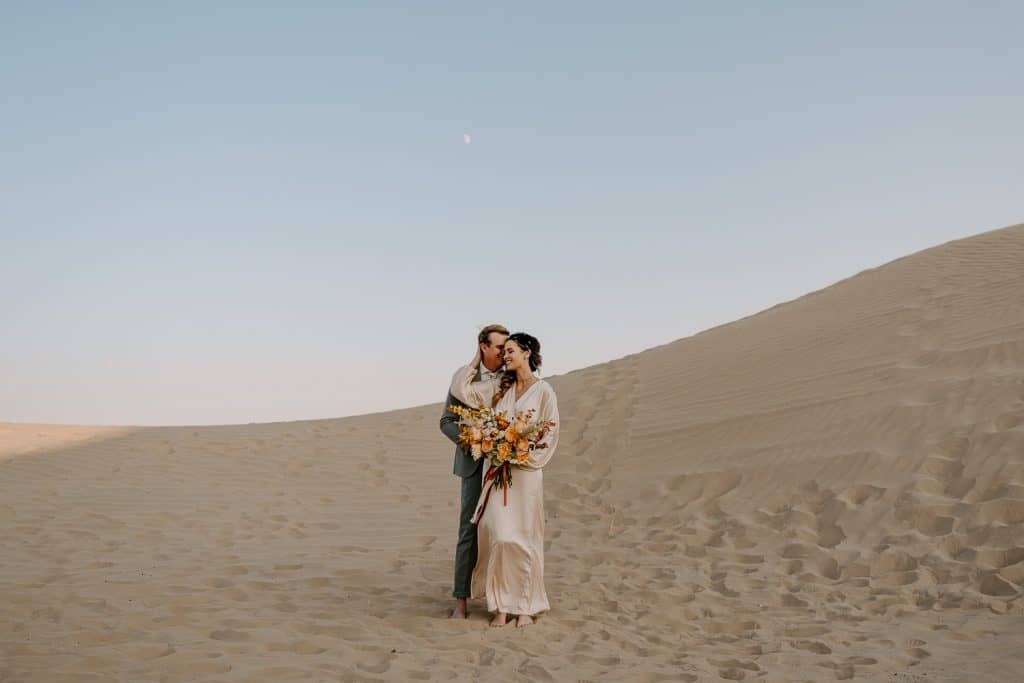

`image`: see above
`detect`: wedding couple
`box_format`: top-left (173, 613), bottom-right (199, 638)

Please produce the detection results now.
top-left (440, 324), bottom-right (560, 628)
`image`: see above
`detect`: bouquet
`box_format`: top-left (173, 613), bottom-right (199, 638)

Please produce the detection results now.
top-left (448, 403), bottom-right (556, 511)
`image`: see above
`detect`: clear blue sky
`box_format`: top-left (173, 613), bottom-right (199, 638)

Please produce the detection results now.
top-left (3, 2), bottom-right (1022, 425)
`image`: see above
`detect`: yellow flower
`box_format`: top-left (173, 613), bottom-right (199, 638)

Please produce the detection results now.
top-left (482, 440), bottom-right (493, 453)
top-left (517, 438), bottom-right (530, 455)
top-left (497, 442), bottom-right (512, 460)
top-left (504, 426), bottom-right (518, 443)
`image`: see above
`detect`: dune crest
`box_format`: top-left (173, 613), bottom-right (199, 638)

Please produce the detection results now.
top-left (3, 223), bottom-right (1024, 681)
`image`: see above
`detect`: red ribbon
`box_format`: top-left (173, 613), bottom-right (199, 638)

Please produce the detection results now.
top-left (471, 462), bottom-right (509, 525)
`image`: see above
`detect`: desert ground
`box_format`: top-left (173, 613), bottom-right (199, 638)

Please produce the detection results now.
top-left (3, 223), bottom-right (1024, 682)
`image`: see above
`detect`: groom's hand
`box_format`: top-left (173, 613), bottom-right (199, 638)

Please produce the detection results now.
top-left (440, 395), bottom-right (462, 445)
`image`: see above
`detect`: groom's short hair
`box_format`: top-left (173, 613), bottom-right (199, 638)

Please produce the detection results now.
top-left (478, 324), bottom-right (509, 346)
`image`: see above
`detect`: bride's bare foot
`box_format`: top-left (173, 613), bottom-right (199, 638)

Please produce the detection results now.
top-left (516, 614), bottom-right (535, 628)
top-left (447, 598), bottom-right (468, 619)
top-left (489, 612), bottom-right (509, 627)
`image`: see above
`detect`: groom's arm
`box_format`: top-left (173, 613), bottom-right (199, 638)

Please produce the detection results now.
top-left (439, 391), bottom-right (462, 446)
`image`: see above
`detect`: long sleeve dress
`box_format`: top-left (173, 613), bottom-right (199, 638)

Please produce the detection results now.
top-left (448, 365), bottom-right (560, 616)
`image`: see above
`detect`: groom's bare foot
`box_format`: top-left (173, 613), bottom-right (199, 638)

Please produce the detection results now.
top-left (448, 598), bottom-right (468, 619)
top-left (489, 612), bottom-right (509, 627)
top-left (516, 614), bottom-right (535, 628)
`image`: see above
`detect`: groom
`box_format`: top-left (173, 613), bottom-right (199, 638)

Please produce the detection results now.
top-left (440, 323), bottom-right (509, 619)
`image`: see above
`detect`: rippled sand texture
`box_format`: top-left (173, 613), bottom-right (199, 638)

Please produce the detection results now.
top-left (3, 223), bottom-right (1024, 682)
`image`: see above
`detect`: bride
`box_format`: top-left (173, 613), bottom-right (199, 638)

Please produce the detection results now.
top-left (449, 332), bottom-right (560, 628)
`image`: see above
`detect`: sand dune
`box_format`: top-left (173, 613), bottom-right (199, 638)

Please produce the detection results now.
top-left (3, 223), bottom-right (1024, 682)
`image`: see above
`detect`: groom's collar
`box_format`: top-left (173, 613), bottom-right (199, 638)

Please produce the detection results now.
top-left (479, 363), bottom-right (503, 379)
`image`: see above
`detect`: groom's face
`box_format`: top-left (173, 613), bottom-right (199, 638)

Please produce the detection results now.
top-left (480, 332), bottom-right (508, 370)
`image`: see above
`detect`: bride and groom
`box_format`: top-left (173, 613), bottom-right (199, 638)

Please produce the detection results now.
top-left (440, 324), bottom-right (560, 628)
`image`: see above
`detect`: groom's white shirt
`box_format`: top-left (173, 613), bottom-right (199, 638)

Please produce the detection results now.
top-left (479, 363), bottom-right (502, 382)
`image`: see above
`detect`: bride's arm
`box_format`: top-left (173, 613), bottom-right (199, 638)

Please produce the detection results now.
top-left (520, 385), bottom-right (559, 470)
top-left (448, 348), bottom-right (499, 408)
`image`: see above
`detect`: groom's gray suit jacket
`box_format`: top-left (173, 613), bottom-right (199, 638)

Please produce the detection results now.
top-left (440, 364), bottom-right (484, 478)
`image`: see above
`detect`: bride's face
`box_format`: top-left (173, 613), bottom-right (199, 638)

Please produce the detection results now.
top-left (503, 340), bottom-right (530, 371)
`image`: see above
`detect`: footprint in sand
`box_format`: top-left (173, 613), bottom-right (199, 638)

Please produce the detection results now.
top-left (355, 648), bottom-right (392, 674)
top-left (978, 572), bottom-right (1017, 596)
top-left (819, 661), bottom-right (856, 680)
top-left (273, 563), bottom-right (304, 572)
top-left (791, 639), bottom-right (832, 655)
top-left (993, 412), bottom-right (1024, 431)
top-left (304, 577), bottom-right (332, 588)
top-left (209, 629), bottom-right (249, 642)
top-left (265, 640), bottom-right (328, 655)
top-left (712, 658), bottom-right (759, 680)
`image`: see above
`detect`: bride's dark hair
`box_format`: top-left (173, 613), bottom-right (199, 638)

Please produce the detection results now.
top-left (493, 333), bottom-right (543, 407)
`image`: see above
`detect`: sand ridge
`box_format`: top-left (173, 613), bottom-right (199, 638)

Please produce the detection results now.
top-left (2, 223), bottom-right (1024, 681)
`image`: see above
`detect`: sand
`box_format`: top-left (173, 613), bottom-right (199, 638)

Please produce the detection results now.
top-left (2, 223), bottom-right (1024, 682)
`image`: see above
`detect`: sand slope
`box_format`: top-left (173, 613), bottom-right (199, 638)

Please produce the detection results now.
top-left (3, 223), bottom-right (1024, 682)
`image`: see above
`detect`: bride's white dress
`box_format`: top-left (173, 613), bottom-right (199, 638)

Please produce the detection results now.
top-left (449, 365), bottom-right (560, 616)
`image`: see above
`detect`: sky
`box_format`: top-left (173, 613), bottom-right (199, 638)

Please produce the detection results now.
top-left (2, 1), bottom-right (1023, 426)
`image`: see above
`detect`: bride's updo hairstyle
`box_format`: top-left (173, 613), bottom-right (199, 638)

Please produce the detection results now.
top-left (493, 332), bottom-right (542, 407)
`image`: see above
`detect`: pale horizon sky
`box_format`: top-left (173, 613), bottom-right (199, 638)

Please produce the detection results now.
top-left (3, 2), bottom-right (1023, 426)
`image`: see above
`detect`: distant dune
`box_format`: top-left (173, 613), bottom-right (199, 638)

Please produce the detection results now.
top-left (3, 223), bottom-right (1023, 682)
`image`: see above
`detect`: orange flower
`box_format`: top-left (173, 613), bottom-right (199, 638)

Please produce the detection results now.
top-left (482, 440), bottom-right (494, 453)
top-left (497, 442), bottom-right (512, 460)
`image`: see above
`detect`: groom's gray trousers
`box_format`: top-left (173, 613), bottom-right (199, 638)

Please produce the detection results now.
top-left (441, 383), bottom-right (484, 599)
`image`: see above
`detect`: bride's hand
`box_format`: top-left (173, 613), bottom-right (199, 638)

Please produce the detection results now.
top-left (471, 346), bottom-right (482, 367)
